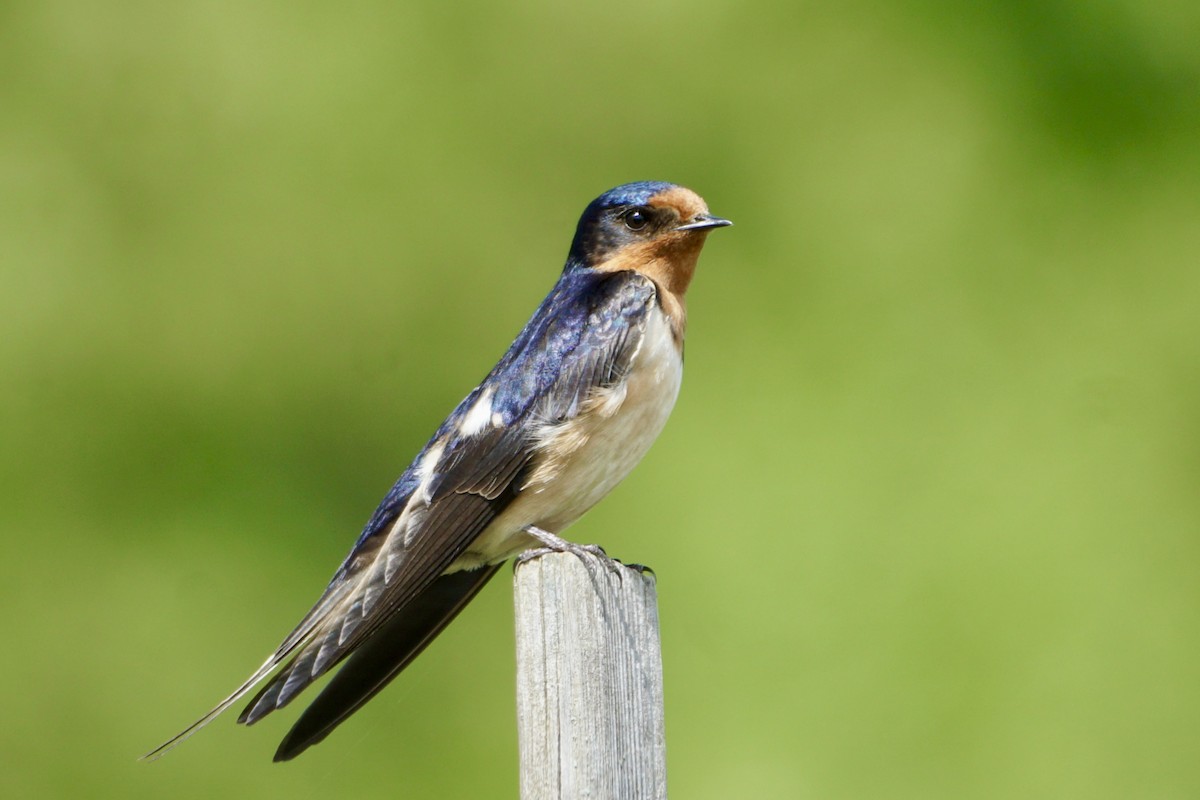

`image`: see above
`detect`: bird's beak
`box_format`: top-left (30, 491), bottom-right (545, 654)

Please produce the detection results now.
top-left (675, 214), bottom-right (733, 232)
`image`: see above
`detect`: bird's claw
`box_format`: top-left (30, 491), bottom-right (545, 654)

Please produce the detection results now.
top-left (519, 526), bottom-right (623, 574)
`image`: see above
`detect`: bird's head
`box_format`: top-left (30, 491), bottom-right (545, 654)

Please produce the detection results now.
top-left (566, 181), bottom-right (731, 299)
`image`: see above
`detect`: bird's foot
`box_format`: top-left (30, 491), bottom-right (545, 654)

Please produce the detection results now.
top-left (517, 526), bottom-right (623, 574)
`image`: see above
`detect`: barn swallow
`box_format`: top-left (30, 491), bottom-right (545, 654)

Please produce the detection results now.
top-left (145, 181), bottom-right (730, 762)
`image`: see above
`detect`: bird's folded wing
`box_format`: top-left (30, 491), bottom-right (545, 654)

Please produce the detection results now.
top-left (142, 270), bottom-right (656, 759)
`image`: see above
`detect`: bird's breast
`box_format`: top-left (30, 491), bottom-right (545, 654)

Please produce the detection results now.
top-left (456, 307), bottom-right (683, 566)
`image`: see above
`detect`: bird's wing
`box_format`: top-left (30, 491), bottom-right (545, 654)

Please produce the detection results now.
top-left (143, 269), bottom-right (657, 759)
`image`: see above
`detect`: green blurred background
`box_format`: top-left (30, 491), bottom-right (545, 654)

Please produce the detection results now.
top-left (3, 0), bottom-right (1198, 797)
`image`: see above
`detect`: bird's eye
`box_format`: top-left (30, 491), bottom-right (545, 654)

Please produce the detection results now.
top-left (623, 208), bottom-right (650, 231)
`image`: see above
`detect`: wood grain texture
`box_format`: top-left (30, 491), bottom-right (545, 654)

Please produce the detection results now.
top-left (514, 552), bottom-right (666, 800)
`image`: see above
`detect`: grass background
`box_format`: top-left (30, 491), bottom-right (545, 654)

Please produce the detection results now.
top-left (3, 1), bottom-right (1198, 797)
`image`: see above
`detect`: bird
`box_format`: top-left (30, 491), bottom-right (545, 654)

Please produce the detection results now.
top-left (144, 180), bottom-right (731, 762)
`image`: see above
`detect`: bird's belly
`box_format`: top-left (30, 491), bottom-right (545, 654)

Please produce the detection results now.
top-left (452, 310), bottom-right (683, 567)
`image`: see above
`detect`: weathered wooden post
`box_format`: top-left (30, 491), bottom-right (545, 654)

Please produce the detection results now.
top-left (513, 551), bottom-right (667, 800)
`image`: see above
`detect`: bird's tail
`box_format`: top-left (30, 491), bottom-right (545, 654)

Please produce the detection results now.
top-left (139, 579), bottom-right (357, 761)
top-left (272, 563), bottom-right (502, 761)
top-left (139, 654), bottom-right (286, 761)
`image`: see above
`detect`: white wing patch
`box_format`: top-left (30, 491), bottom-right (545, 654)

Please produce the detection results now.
top-left (459, 388), bottom-right (495, 436)
top-left (414, 440), bottom-right (445, 504)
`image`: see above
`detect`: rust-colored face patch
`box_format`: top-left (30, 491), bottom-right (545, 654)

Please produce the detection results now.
top-left (591, 186), bottom-right (722, 345)
top-left (646, 186), bottom-right (710, 226)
